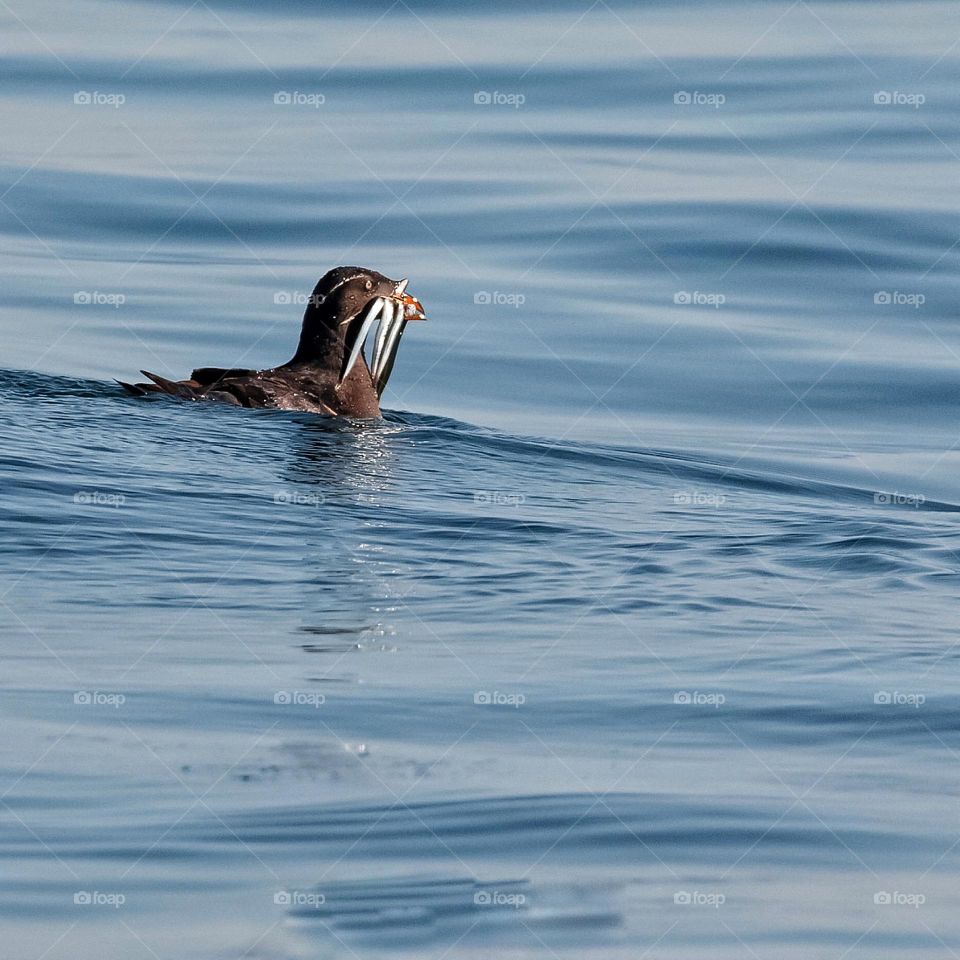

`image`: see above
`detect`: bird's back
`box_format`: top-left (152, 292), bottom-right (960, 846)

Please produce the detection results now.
top-left (118, 360), bottom-right (379, 416)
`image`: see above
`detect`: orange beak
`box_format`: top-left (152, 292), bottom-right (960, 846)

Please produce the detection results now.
top-left (396, 291), bottom-right (427, 321)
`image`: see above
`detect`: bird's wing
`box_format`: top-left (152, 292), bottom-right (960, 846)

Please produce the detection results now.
top-left (117, 370), bottom-right (203, 398)
top-left (190, 366), bottom-right (258, 386)
top-left (117, 368), bottom-right (258, 402)
top-left (118, 369), bottom-right (337, 414)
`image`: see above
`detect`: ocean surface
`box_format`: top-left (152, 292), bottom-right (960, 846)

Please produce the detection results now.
top-left (2, 1), bottom-right (960, 957)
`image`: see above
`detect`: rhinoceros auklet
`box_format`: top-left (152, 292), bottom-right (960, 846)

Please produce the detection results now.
top-left (119, 267), bottom-right (426, 417)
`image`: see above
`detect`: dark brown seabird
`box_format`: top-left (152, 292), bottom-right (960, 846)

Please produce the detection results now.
top-left (119, 266), bottom-right (427, 417)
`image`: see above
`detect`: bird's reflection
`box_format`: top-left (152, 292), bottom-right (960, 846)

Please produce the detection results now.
top-left (282, 413), bottom-right (403, 498)
top-left (277, 414), bottom-right (412, 660)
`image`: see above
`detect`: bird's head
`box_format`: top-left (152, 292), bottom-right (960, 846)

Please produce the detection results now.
top-left (293, 266), bottom-right (426, 396)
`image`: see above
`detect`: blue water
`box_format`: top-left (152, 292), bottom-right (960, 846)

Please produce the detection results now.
top-left (3, 1), bottom-right (960, 957)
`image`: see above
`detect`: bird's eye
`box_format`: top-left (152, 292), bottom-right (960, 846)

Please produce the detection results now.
top-left (364, 279), bottom-right (373, 291)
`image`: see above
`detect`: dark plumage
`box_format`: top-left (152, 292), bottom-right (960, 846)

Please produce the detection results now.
top-left (118, 266), bottom-right (426, 417)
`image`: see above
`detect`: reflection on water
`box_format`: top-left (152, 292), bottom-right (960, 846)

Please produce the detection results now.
top-left (282, 417), bottom-right (400, 492)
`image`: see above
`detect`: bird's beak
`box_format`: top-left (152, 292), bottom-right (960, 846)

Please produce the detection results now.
top-left (369, 280), bottom-right (427, 397)
top-left (391, 279), bottom-right (426, 321)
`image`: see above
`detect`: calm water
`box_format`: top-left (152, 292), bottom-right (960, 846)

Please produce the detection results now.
top-left (2, 1), bottom-right (960, 957)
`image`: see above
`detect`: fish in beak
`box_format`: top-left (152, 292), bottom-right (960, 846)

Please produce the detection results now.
top-left (339, 296), bottom-right (385, 385)
top-left (371, 279), bottom-right (426, 397)
top-left (339, 278), bottom-right (427, 395)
